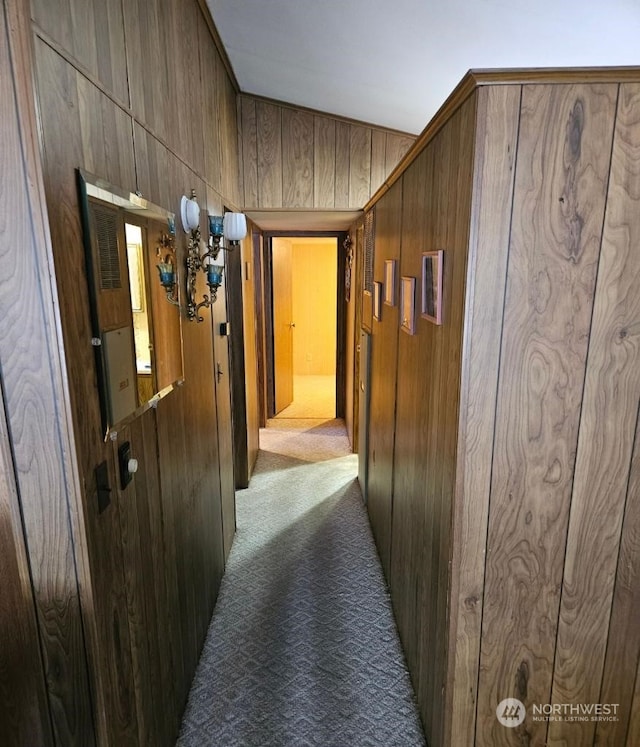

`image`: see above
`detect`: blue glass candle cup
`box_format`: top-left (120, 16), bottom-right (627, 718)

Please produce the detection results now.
top-left (209, 215), bottom-right (224, 237)
top-left (206, 265), bottom-right (223, 286)
top-left (157, 264), bottom-right (175, 288)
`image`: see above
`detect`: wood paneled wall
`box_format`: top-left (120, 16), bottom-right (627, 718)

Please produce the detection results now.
top-left (366, 181), bottom-right (403, 579)
top-left (1, 1), bottom-right (95, 743)
top-left (22, 0), bottom-right (243, 743)
top-left (359, 71), bottom-right (640, 747)
top-left (241, 223), bottom-right (260, 477)
top-left (238, 94), bottom-right (415, 209)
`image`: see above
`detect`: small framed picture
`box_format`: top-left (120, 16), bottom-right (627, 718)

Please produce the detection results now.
top-left (384, 259), bottom-right (397, 306)
top-left (373, 281), bottom-right (382, 321)
top-left (421, 250), bottom-right (443, 324)
top-left (400, 276), bottom-right (416, 335)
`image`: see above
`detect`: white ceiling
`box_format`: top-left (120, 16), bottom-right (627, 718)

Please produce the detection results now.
top-left (207, 0), bottom-right (640, 135)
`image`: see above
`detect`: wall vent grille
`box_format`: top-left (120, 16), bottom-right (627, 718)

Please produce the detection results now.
top-left (93, 204), bottom-right (121, 290)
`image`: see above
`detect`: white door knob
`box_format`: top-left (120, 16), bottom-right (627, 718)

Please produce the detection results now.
top-left (127, 458), bottom-right (139, 474)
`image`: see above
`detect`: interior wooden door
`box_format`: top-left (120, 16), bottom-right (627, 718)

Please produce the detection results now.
top-left (272, 239), bottom-right (294, 414)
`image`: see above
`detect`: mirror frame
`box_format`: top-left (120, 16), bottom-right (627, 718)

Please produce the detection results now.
top-left (77, 169), bottom-right (185, 439)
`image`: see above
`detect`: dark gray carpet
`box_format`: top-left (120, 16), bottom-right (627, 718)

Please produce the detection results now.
top-left (177, 419), bottom-right (426, 747)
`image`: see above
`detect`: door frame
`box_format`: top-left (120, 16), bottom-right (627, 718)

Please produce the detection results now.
top-left (263, 231), bottom-right (347, 419)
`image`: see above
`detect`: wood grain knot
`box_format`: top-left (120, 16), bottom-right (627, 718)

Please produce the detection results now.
top-left (525, 511), bottom-right (533, 525)
top-left (567, 99), bottom-right (584, 162)
top-left (464, 594), bottom-right (479, 611)
top-left (544, 459), bottom-right (562, 484)
top-left (515, 659), bottom-right (530, 699)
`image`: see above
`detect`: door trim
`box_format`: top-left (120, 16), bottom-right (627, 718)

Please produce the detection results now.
top-left (263, 231), bottom-right (347, 419)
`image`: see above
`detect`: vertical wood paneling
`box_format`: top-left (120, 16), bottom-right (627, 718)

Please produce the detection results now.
top-left (387, 147), bottom-right (430, 671)
top-left (240, 96), bottom-right (415, 209)
top-left (596, 404), bottom-right (640, 746)
top-left (172, 0), bottom-right (193, 164)
top-left (30, 1), bottom-right (242, 742)
top-left (2, 0), bottom-right (109, 740)
top-left (240, 227), bottom-right (260, 476)
top-left (211, 268), bottom-right (237, 560)
top-left (366, 180), bottom-right (402, 577)
top-left (385, 133), bottom-right (414, 175)
top-left (35, 38), bottom-right (140, 747)
top-left (314, 115), bottom-right (336, 208)
top-left (334, 121), bottom-right (351, 208)
top-left (217, 61), bottom-right (241, 206)
top-left (360, 72), bottom-right (640, 747)
top-left (282, 108), bottom-right (314, 207)
top-left (115, 418), bottom-right (161, 747)
top-left (627, 665), bottom-right (640, 746)
top-left (133, 124), bottom-right (172, 208)
top-left (388, 97), bottom-right (476, 747)
top-left (477, 84), bottom-right (617, 746)
top-left (32, 0), bottom-right (128, 103)
top-left (444, 84), bottom-right (521, 747)
top-left (155, 384), bottom-right (188, 714)
top-left (240, 96), bottom-right (258, 207)
top-left (257, 101), bottom-right (282, 207)
top-left (370, 129), bottom-right (387, 196)
top-left (0, 364), bottom-right (53, 747)
top-left (549, 82), bottom-right (640, 746)
top-left (349, 125), bottom-right (372, 207)
top-left (124, 0), bottom-right (169, 143)
top-left (200, 19), bottom-right (222, 192)
top-left (431, 99), bottom-right (476, 747)
top-left (226, 242), bottom-right (249, 487)
top-left (181, 0), bottom-right (205, 169)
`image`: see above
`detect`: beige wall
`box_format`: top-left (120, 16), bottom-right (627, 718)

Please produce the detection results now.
top-left (291, 238), bottom-right (337, 376)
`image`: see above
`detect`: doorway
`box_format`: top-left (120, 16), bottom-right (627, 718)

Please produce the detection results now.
top-left (268, 235), bottom-right (343, 419)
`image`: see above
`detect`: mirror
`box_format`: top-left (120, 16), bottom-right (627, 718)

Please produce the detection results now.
top-left (77, 170), bottom-right (184, 437)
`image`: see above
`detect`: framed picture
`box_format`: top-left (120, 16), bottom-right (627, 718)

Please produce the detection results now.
top-left (400, 276), bottom-right (416, 335)
top-left (373, 281), bottom-right (382, 321)
top-left (421, 250), bottom-right (443, 324)
top-left (384, 259), bottom-right (397, 306)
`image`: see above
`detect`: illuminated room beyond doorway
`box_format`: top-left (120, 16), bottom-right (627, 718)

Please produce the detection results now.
top-left (272, 236), bottom-right (337, 419)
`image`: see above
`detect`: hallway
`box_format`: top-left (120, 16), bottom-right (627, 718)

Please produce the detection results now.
top-left (177, 419), bottom-right (425, 746)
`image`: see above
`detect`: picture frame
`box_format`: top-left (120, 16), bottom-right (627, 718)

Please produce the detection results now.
top-left (384, 259), bottom-right (397, 306)
top-left (421, 250), bottom-right (443, 324)
top-left (373, 281), bottom-right (382, 321)
top-left (400, 276), bottom-right (416, 335)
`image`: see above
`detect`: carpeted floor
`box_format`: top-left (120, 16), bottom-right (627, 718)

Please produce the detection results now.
top-left (275, 376), bottom-right (336, 419)
top-left (177, 418), bottom-right (425, 747)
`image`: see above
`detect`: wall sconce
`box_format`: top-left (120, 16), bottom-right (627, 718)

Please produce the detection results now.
top-left (156, 231), bottom-right (179, 306)
top-left (223, 212), bottom-right (247, 247)
top-left (207, 212), bottom-right (247, 260)
top-left (182, 190), bottom-right (225, 322)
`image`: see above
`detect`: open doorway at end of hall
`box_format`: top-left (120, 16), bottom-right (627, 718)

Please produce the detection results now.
top-left (270, 235), bottom-right (339, 419)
